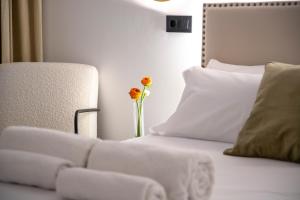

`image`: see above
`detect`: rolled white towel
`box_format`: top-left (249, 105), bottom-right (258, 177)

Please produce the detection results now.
top-left (56, 168), bottom-right (167, 200)
top-left (87, 142), bottom-right (214, 200)
top-left (0, 149), bottom-right (74, 190)
top-left (0, 126), bottom-right (97, 167)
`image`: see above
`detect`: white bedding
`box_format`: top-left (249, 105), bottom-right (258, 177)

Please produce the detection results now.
top-left (129, 135), bottom-right (300, 200)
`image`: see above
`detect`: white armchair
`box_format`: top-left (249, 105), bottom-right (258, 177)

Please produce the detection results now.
top-left (0, 62), bottom-right (98, 138)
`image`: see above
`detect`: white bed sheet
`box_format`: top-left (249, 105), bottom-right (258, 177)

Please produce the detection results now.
top-left (129, 135), bottom-right (300, 200)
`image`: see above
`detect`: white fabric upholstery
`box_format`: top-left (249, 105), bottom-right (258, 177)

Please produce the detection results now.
top-left (0, 149), bottom-right (74, 190)
top-left (0, 126), bottom-right (96, 167)
top-left (0, 62), bottom-right (98, 137)
top-left (56, 168), bottom-right (167, 200)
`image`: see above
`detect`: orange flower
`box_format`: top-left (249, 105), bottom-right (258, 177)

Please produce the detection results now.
top-left (141, 76), bottom-right (152, 87)
top-left (129, 88), bottom-right (141, 100)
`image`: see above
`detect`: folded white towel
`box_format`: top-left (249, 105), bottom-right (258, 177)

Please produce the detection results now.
top-left (87, 142), bottom-right (214, 200)
top-left (56, 168), bottom-right (167, 200)
top-left (0, 149), bottom-right (74, 189)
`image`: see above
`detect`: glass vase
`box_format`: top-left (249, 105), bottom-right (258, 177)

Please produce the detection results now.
top-left (133, 102), bottom-right (144, 137)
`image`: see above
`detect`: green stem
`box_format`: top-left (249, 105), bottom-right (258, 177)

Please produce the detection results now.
top-left (135, 86), bottom-right (148, 137)
top-left (138, 87), bottom-right (146, 137)
top-left (136, 100), bottom-right (141, 137)
top-left (140, 86), bottom-right (146, 105)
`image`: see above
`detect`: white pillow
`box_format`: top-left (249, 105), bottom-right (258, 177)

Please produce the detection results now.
top-left (150, 67), bottom-right (262, 143)
top-left (207, 59), bottom-right (264, 74)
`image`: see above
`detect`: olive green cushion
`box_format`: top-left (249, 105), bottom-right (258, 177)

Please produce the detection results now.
top-left (224, 62), bottom-right (300, 163)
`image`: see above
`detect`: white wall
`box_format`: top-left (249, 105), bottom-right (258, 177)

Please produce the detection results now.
top-left (43, 0), bottom-right (203, 140)
top-left (43, 0), bottom-right (285, 140)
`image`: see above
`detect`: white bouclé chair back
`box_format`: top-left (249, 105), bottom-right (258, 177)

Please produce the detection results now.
top-left (0, 62), bottom-right (98, 138)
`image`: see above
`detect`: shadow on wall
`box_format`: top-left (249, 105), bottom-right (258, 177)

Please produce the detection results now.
top-left (43, 0), bottom-right (202, 140)
top-left (127, 0), bottom-right (195, 14)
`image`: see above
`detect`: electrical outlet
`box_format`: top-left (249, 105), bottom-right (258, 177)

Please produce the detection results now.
top-left (166, 15), bottom-right (192, 33)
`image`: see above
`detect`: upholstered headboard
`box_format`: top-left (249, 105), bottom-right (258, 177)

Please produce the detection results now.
top-left (201, 1), bottom-right (300, 67)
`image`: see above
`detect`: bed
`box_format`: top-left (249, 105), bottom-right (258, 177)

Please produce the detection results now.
top-left (131, 135), bottom-right (300, 200)
top-left (131, 1), bottom-right (300, 200)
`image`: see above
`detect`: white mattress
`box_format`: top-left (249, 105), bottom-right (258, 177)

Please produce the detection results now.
top-left (129, 135), bottom-right (300, 200)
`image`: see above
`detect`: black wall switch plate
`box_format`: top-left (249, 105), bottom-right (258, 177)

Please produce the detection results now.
top-left (166, 15), bottom-right (192, 33)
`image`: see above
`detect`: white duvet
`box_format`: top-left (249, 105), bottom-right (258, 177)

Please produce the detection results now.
top-left (129, 135), bottom-right (300, 200)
